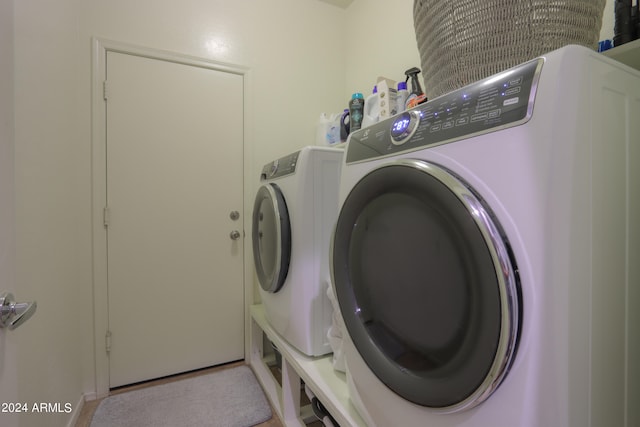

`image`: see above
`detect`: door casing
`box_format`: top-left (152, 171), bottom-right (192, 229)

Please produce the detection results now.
top-left (91, 38), bottom-right (254, 397)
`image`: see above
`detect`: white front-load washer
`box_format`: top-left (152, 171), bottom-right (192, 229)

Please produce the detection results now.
top-left (253, 145), bottom-right (343, 356)
top-left (331, 45), bottom-right (640, 426)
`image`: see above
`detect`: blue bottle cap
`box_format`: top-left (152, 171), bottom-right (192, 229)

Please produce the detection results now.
top-left (352, 92), bottom-right (364, 99)
top-left (397, 81), bottom-right (407, 90)
top-left (598, 39), bottom-right (613, 52)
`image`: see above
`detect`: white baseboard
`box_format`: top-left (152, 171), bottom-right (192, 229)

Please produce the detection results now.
top-left (66, 392), bottom-right (96, 427)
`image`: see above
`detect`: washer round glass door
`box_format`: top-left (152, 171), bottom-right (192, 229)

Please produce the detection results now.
top-left (332, 159), bottom-right (521, 412)
top-left (252, 183), bottom-right (291, 293)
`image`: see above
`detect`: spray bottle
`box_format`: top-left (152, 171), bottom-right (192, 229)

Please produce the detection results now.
top-left (404, 67), bottom-right (427, 109)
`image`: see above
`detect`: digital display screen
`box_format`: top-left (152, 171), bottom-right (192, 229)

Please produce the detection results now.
top-left (391, 113), bottom-right (411, 138)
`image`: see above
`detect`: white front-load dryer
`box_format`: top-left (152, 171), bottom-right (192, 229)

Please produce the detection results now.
top-left (331, 45), bottom-right (640, 427)
top-left (253, 145), bottom-right (343, 356)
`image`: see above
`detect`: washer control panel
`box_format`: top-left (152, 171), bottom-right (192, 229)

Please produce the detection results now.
top-left (261, 151), bottom-right (300, 180)
top-left (346, 57), bottom-right (543, 164)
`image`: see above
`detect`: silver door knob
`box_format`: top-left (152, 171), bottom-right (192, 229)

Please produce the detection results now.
top-left (230, 230), bottom-right (241, 240)
top-left (229, 211), bottom-right (240, 221)
top-left (0, 292), bottom-right (37, 330)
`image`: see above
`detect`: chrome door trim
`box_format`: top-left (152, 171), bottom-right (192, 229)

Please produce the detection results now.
top-left (399, 159), bottom-right (520, 413)
top-left (252, 183), bottom-right (290, 293)
top-left (331, 158), bottom-right (521, 413)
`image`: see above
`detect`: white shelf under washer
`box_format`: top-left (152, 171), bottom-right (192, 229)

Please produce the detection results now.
top-left (249, 304), bottom-right (366, 427)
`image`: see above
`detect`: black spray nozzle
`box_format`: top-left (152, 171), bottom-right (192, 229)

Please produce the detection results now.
top-left (404, 67), bottom-right (424, 96)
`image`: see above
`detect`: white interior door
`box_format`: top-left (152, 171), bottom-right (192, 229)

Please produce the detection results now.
top-left (105, 51), bottom-right (245, 388)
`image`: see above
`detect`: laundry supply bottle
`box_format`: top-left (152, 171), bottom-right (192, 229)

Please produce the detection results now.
top-left (339, 109), bottom-right (350, 142)
top-left (404, 67), bottom-right (427, 109)
top-left (362, 86), bottom-right (380, 128)
top-left (395, 81), bottom-right (409, 114)
top-left (348, 93), bottom-right (364, 132)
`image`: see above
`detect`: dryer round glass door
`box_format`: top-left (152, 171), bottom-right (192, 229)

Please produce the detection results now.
top-left (252, 183), bottom-right (291, 293)
top-left (332, 159), bottom-right (521, 413)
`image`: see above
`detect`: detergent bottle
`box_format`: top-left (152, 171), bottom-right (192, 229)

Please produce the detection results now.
top-left (362, 86), bottom-right (380, 128)
top-left (395, 81), bottom-right (409, 114)
top-left (348, 93), bottom-right (364, 132)
top-left (339, 109), bottom-right (350, 142)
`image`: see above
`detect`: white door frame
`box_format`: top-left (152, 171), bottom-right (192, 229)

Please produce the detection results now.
top-left (91, 38), bottom-right (254, 397)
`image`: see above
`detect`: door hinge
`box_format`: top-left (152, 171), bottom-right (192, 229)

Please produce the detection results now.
top-left (105, 330), bottom-right (112, 353)
top-left (103, 80), bottom-right (109, 101)
top-left (103, 206), bottom-right (110, 228)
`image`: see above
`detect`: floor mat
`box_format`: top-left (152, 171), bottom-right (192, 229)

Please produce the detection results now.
top-left (90, 365), bottom-right (272, 427)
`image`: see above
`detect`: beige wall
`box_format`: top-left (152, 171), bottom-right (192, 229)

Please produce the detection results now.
top-left (11, 0), bottom-right (347, 425)
top-left (601, 0), bottom-right (615, 40)
top-left (13, 1), bottom-right (92, 425)
top-left (6, 0), bottom-right (614, 425)
top-left (0, 0), bottom-right (19, 426)
top-left (83, 0), bottom-right (348, 180)
top-left (344, 0), bottom-right (421, 101)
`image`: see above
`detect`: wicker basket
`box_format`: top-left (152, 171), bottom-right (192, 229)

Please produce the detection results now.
top-left (413, 0), bottom-right (606, 98)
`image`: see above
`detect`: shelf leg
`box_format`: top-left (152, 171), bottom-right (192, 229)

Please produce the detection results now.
top-left (282, 358), bottom-right (304, 427)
